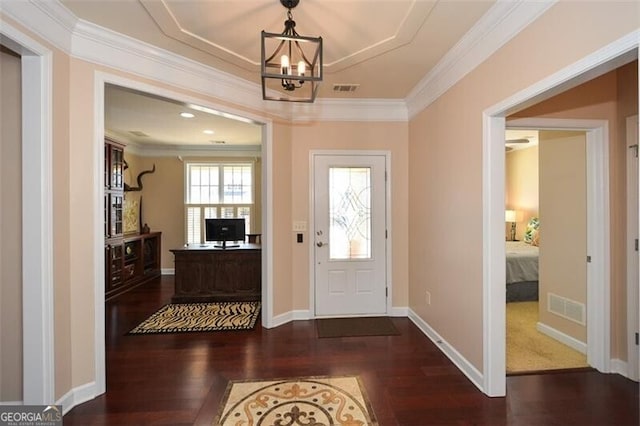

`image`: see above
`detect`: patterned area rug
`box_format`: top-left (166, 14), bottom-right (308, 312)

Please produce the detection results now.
top-left (128, 301), bottom-right (260, 334)
top-left (214, 376), bottom-right (377, 425)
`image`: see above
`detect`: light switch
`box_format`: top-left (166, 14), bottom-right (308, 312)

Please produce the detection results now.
top-left (293, 221), bottom-right (307, 232)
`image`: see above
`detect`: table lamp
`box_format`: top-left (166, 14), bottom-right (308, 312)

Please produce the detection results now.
top-left (505, 210), bottom-right (517, 241)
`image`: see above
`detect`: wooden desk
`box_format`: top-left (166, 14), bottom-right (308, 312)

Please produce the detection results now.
top-left (170, 244), bottom-right (261, 303)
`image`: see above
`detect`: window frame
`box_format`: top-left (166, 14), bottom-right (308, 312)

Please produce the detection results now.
top-left (184, 161), bottom-right (255, 244)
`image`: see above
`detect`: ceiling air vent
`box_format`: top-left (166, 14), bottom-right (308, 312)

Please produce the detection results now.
top-left (333, 84), bottom-right (359, 93)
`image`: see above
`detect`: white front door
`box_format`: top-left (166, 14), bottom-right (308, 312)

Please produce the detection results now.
top-left (313, 153), bottom-right (387, 317)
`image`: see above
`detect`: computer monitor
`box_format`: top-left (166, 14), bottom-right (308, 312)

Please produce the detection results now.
top-left (205, 218), bottom-right (246, 248)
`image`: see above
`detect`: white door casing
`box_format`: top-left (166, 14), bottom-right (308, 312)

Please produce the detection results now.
top-left (312, 153), bottom-right (387, 317)
top-left (626, 114), bottom-right (639, 382)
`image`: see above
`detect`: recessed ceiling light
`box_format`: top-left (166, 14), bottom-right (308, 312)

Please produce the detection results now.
top-left (180, 112), bottom-right (195, 118)
top-left (203, 130), bottom-right (215, 135)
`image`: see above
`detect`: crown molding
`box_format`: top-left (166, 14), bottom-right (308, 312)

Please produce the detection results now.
top-left (405, 0), bottom-right (557, 118)
top-left (1, 0), bottom-right (76, 54)
top-left (125, 141), bottom-right (262, 158)
top-left (3, 0), bottom-right (553, 123)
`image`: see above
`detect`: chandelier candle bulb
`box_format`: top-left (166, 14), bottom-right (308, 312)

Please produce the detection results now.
top-left (281, 55), bottom-right (289, 74)
top-left (298, 61), bottom-right (305, 76)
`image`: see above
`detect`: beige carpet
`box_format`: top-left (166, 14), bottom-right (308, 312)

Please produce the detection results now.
top-left (214, 376), bottom-right (377, 425)
top-left (507, 301), bottom-right (588, 374)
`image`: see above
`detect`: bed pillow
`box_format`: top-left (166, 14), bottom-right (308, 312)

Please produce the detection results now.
top-left (523, 217), bottom-right (539, 244)
top-left (531, 229), bottom-right (540, 246)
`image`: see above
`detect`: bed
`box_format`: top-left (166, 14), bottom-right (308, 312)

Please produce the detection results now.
top-left (506, 240), bottom-right (539, 302)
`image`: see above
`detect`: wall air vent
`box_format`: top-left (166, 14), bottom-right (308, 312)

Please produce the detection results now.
top-left (547, 293), bottom-right (586, 325)
top-left (333, 84), bottom-right (359, 93)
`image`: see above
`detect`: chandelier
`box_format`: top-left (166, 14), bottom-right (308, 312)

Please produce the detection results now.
top-left (261, 0), bottom-right (323, 102)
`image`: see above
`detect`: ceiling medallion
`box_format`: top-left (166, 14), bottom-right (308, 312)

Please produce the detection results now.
top-left (261, 0), bottom-right (323, 102)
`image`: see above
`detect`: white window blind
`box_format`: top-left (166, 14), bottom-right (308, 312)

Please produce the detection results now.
top-left (185, 162), bottom-right (254, 244)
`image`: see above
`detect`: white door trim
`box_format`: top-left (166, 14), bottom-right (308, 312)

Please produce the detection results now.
top-left (92, 72), bottom-right (275, 400)
top-left (0, 21), bottom-right (54, 404)
top-left (507, 117), bottom-right (610, 372)
top-left (482, 30), bottom-right (637, 397)
top-left (309, 150), bottom-right (392, 318)
top-left (626, 114), bottom-right (639, 382)
top-left (20, 28), bottom-right (54, 408)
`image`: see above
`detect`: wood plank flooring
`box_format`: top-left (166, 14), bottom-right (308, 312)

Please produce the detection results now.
top-left (64, 276), bottom-right (639, 425)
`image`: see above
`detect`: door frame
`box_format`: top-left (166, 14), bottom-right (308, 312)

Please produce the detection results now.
top-left (92, 72), bottom-right (274, 397)
top-left (309, 150), bottom-right (392, 318)
top-left (482, 29), bottom-right (638, 396)
top-left (626, 114), bottom-right (639, 382)
top-left (0, 22), bottom-right (54, 405)
top-left (507, 117), bottom-right (610, 363)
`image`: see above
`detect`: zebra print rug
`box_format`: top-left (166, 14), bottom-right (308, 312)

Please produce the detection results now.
top-left (128, 301), bottom-right (260, 334)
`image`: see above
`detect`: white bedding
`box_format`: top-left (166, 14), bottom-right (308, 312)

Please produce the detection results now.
top-left (505, 241), bottom-right (539, 284)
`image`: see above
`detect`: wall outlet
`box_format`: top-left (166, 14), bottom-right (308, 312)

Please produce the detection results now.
top-left (425, 291), bottom-right (431, 305)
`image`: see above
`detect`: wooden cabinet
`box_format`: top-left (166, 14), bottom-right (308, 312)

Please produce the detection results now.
top-left (170, 245), bottom-right (261, 303)
top-left (105, 139), bottom-right (125, 239)
top-left (104, 137), bottom-right (161, 300)
top-left (106, 232), bottom-right (162, 300)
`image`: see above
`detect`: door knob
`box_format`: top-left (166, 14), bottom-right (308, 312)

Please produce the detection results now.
top-left (316, 241), bottom-right (327, 247)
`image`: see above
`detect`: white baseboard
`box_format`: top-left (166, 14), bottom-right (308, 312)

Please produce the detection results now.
top-left (0, 401), bottom-right (23, 405)
top-left (56, 381), bottom-right (99, 415)
top-left (610, 358), bottom-right (629, 378)
top-left (161, 268), bottom-right (175, 275)
top-left (389, 306), bottom-right (409, 317)
top-left (408, 308), bottom-right (484, 393)
top-left (270, 307), bottom-right (408, 328)
top-left (536, 322), bottom-right (587, 354)
top-left (270, 310), bottom-right (312, 327)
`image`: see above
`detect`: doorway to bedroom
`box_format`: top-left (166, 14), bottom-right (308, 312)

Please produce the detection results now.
top-left (504, 128), bottom-right (591, 375)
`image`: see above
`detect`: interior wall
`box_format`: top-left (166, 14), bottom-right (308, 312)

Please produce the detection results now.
top-left (538, 131), bottom-right (587, 342)
top-left (408, 0), bottom-right (638, 371)
top-left (289, 121), bottom-right (410, 312)
top-left (616, 61), bottom-right (639, 361)
top-left (511, 60), bottom-right (639, 360)
top-left (0, 46), bottom-right (23, 402)
top-left (272, 120), bottom-right (294, 318)
top-left (505, 146), bottom-right (539, 241)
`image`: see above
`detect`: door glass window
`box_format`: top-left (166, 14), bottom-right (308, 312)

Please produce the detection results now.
top-left (329, 167), bottom-right (372, 260)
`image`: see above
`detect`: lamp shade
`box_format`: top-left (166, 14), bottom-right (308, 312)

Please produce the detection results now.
top-left (505, 210), bottom-right (517, 223)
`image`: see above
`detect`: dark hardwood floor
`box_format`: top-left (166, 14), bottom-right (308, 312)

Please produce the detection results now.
top-left (64, 276), bottom-right (639, 425)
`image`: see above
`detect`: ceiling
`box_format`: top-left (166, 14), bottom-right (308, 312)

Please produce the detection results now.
top-left (105, 85), bottom-right (263, 149)
top-left (505, 130), bottom-right (539, 152)
top-left (61, 0), bottom-right (498, 148)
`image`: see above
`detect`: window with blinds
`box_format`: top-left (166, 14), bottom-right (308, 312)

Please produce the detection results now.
top-left (185, 162), bottom-right (253, 244)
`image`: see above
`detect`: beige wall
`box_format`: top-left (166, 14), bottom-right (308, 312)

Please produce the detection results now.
top-left (408, 0), bottom-right (638, 370)
top-left (505, 146), bottom-right (539, 241)
top-left (616, 61), bottom-right (639, 357)
top-left (272, 121), bottom-right (294, 317)
top-left (289, 121), bottom-right (410, 311)
top-left (512, 61), bottom-right (638, 360)
top-left (0, 47), bottom-right (23, 401)
top-left (538, 131), bottom-right (587, 342)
